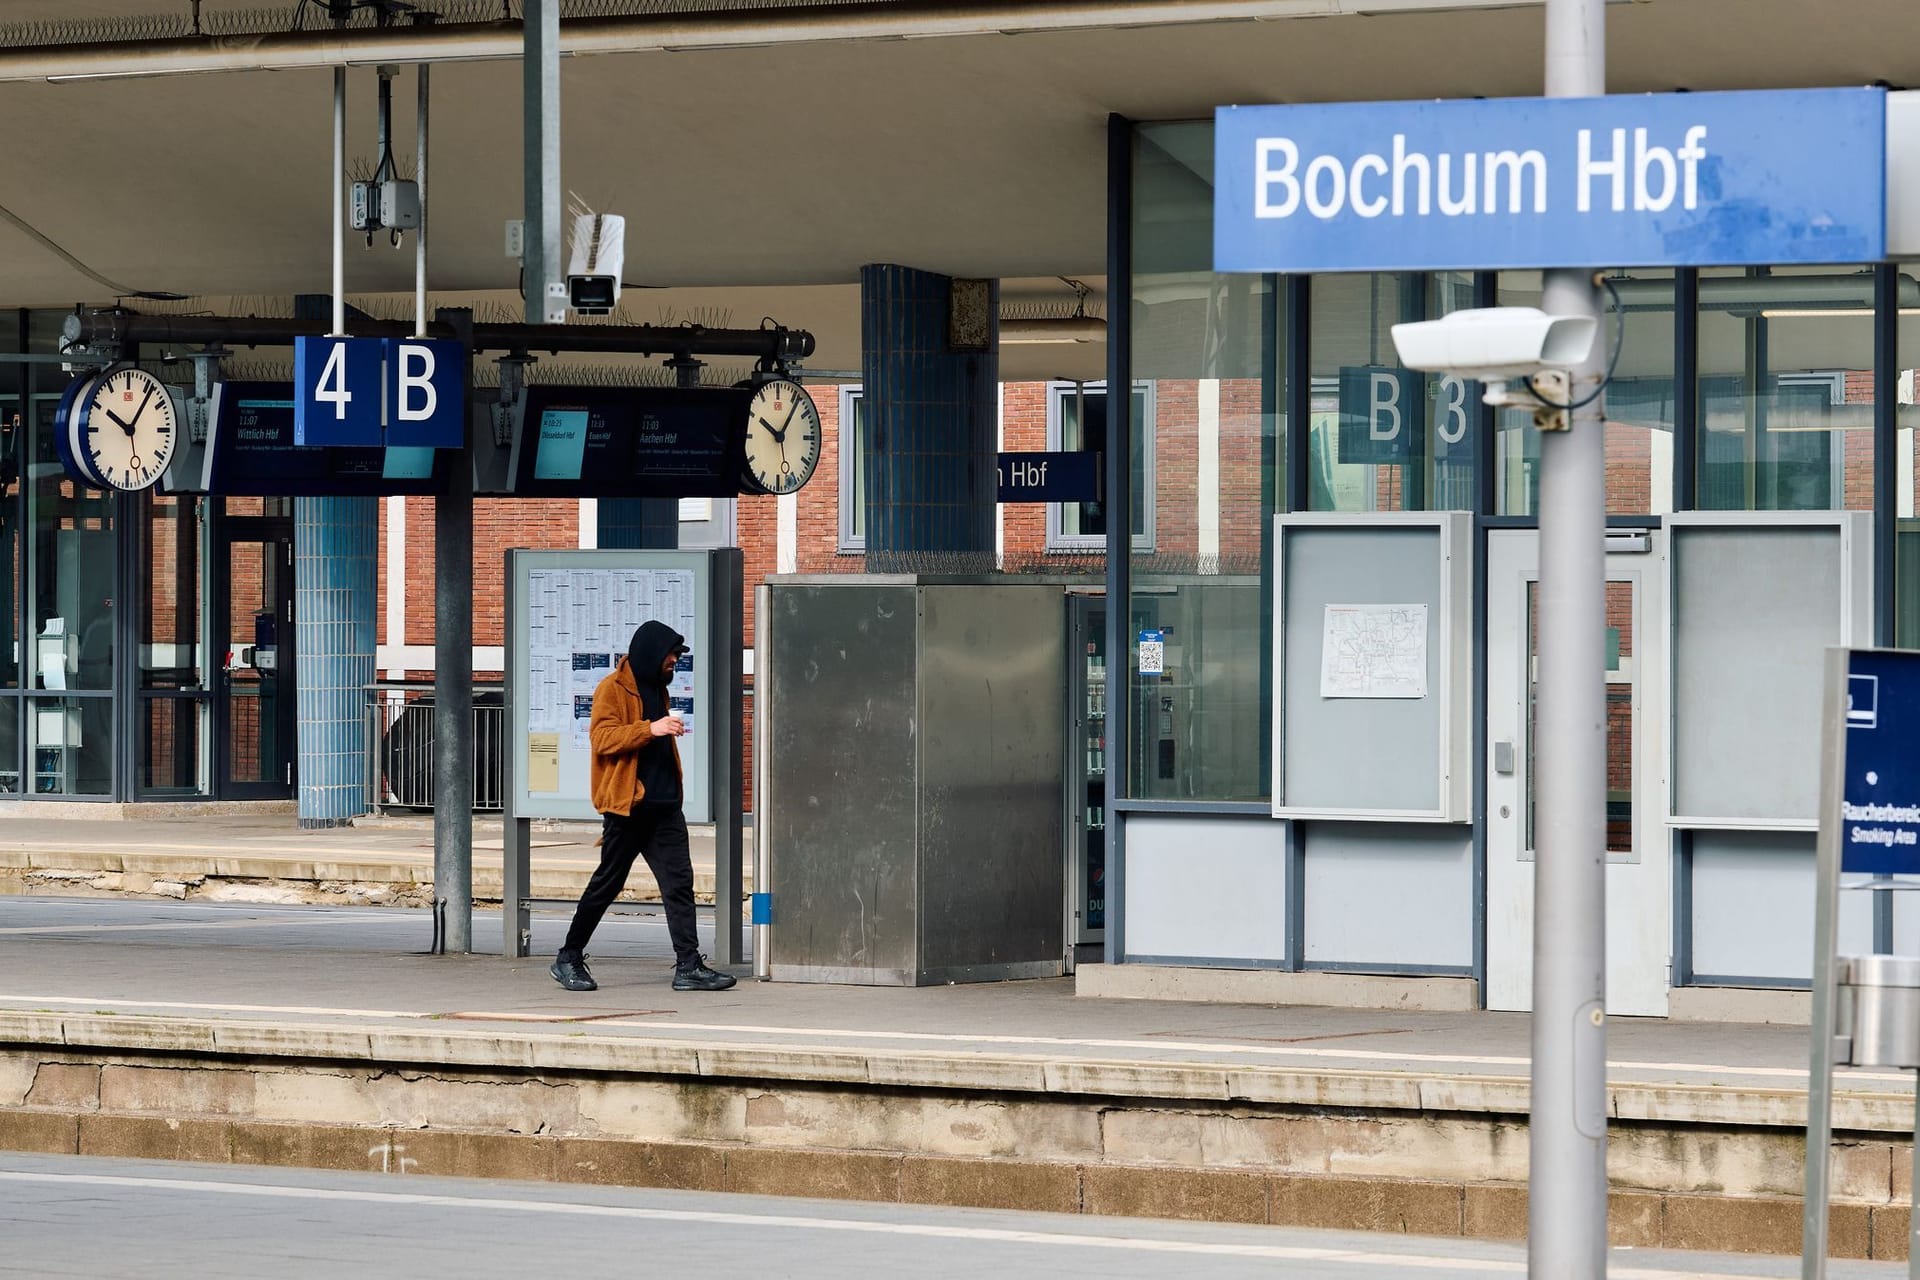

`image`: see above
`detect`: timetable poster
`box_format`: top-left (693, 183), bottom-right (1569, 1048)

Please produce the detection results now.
top-left (524, 563), bottom-right (701, 809)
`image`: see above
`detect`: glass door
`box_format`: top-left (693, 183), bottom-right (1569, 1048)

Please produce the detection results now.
top-left (1066, 595), bottom-right (1107, 966)
top-left (214, 517), bottom-right (294, 799)
top-left (1486, 529), bottom-right (1670, 1016)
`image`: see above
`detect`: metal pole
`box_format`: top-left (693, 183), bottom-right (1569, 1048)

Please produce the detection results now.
top-left (432, 307), bottom-right (475, 954)
top-left (752, 582), bottom-right (772, 980)
top-left (1530, 0), bottom-right (1608, 1274)
top-left (711, 549), bottom-right (745, 968)
top-left (524, 0), bottom-right (562, 326)
top-left (502, 551), bottom-right (531, 961)
top-left (331, 66), bottom-right (345, 337)
top-left (415, 59), bottom-right (429, 338)
top-left (1802, 648), bottom-right (1850, 1280)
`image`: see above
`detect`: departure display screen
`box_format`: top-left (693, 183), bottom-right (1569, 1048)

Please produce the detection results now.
top-left (510, 385), bottom-right (748, 498)
top-left (201, 382), bottom-right (449, 496)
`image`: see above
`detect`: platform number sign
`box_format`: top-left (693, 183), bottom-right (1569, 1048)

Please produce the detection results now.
top-left (294, 336), bottom-right (464, 449)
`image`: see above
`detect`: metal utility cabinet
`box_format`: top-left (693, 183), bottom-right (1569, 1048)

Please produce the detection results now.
top-left (758, 576), bottom-right (1067, 985)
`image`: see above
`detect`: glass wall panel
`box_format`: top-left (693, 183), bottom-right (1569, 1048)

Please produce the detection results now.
top-left (1308, 272), bottom-right (1477, 512)
top-left (1695, 266), bottom-right (1876, 512)
top-left (1496, 269), bottom-right (1676, 516)
top-left (1129, 121), bottom-right (1276, 802)
top-left (28, 694), bottom-right (111, 795)
top-left (1893, 279), bottom-right (1920, 648)
top-left (28, 392), bottom-right (114, 692)
top-left (0, 699), bottom-right (18, 793)
top-left (140, 694), bottom-right (202, 794)
top-left (142, 493), bottom-right (202, 690)
top-left (1, 399), bottom-right (18, 690)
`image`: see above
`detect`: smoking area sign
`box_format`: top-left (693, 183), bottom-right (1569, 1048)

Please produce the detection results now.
top-left (1839, 650), bottom-right (1920, 875)
top-left (1214, 87), bottom-right (1887, 273)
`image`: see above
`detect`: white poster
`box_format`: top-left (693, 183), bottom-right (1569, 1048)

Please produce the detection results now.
top-left (526, 567), bottom-right (699, 744)
top-left (1319, 603), bottom-right (1429, 699)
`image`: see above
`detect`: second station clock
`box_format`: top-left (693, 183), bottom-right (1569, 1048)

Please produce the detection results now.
top-left (741, 378), bottom-right (821, 496)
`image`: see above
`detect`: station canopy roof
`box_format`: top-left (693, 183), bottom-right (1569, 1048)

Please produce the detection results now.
top-left (0, 0), bottom-right (1913, 380)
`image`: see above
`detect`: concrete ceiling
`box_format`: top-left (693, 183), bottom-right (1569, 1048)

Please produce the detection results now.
top-left (0, 0), bottom-right (1913, 381)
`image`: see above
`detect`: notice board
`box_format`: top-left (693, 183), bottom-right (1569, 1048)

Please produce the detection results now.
top-left (506, 549), bottom-right (731, 822)
top-left (1272, 512), bottom-right (1472, 821)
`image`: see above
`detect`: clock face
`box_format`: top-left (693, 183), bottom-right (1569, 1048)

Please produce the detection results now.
top-left (81, 367), bottom-right (178, 492)
top-left (741, 379), bottom-right (821, 496)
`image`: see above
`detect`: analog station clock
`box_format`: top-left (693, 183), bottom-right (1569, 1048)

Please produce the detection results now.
top-left (741, 377), bottom-right (821, 496)
top-left (69, 367), bottom-right (180, 492)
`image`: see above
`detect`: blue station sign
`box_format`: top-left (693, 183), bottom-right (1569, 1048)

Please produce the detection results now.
top-left (1215, 88), bottom-right (1887, 274)
top-left (1841, 649), bottom-right (1920, 876)
top-left (294, 335), bottom-right (466, 449)
top-left (997, 450), bottom-right (1101, 504)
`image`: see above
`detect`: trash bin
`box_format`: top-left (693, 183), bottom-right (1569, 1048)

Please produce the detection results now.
top-left (1835, 953), bottom-right (1920, 1068)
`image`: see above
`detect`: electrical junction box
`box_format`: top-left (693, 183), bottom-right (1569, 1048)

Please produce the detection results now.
top-left (380, 180), bottom-right (420, 230)
top-left (349, 181), bottom-right (375, 232)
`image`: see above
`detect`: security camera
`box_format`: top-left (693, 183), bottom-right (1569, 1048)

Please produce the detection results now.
top-left (566, 211), bottom-right (625, 317)
top-left (1389, 307), bottom-right (1597, 382)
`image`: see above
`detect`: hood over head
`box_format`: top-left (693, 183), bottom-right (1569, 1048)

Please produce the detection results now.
top-left (627, 620), bottom-right (687, 686)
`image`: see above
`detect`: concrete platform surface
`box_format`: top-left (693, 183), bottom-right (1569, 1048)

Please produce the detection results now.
top-left (1, 896), bottom-right (1912, 1262)
top-left (0, 895), bottom-right (1890, 1107)
top-left (0, 811), bottom-right (735, 905)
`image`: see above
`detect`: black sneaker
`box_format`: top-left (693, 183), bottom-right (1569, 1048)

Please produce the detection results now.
top-left (672, 957), bottom-right (737, 992)
top-left (550, 954), bottom-right (597, 991)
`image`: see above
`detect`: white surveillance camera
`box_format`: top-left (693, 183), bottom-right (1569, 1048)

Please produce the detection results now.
top-left (566, 211), bottom-right (625, 317)
top-left (1389, 307), bottom-right (1597, 381)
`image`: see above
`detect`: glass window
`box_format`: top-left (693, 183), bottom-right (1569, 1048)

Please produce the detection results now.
top-left (28, 695), bottom-right (111, 795)
top-left (1047, 382), bottom-right (1154, 552)
top-left (1892, 280), bottom-right (1920, 648)
top-left (838, 387), bottom-right (865, 553)
top-left (140, 694), bottom-right (202, 794)
top-left (142, 493), bottom-right (202, 690)
top-left (1128, 121), bottom-right (1278, 803)
top-left (28, 390), bottom-right (114, 692)
top-left (1, 397), bottom-right (19, 691)
top-left (0, 700), bottom-right (17, 794)
top-left (1309, 272), bottom-right (1478, 513)
top-left (1696, 266), bottom-right (1876, 512)
top-left (1497, 269), bottom-right (1676, 517)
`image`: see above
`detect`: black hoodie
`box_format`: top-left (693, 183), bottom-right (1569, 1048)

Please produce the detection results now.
top-left (626, 620), bottom-right (686, 807)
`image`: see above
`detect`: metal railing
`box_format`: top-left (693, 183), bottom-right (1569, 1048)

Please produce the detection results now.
top-left (362, 682), bottom-right (506, 814)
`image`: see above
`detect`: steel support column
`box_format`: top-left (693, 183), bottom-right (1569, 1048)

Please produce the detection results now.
top-left (1529, 0), bottom-right (1610, 1272)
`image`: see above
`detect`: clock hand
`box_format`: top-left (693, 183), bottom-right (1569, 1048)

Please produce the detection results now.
top-left (102, 407), bottom-right (134, 432)
top-left (757, 415), bottom-right (783, 441)
top-left (132, 381), bottom-right (158, 424)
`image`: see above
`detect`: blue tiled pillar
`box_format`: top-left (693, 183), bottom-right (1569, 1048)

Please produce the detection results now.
top-left (598, 498), bottom-right (677, 549)
top-left (295, 496), bottom-right (377, 827)
top-left (860, 264), bottom-right (998, 568)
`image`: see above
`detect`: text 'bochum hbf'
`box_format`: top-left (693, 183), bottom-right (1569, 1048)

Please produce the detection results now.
top-left (1212, 89), bottom-right (1887, 273)
top-left (1253, 126), bottom-right (1709, 221)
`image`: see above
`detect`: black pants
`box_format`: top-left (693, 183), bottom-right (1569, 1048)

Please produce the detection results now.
top-left (560, 805), bottom-right (698, 968)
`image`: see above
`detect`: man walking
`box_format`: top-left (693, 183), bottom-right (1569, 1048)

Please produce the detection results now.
top-left (550, 619), bottom-right (736, 993)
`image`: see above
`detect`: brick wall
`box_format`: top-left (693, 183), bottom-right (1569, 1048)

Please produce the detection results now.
top-left (381, 496), bottom-right (582, 671)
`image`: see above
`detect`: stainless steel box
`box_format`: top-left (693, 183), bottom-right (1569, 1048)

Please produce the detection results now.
top-left (762, 577), bottom-right (1067, 984)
